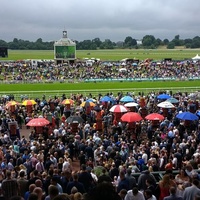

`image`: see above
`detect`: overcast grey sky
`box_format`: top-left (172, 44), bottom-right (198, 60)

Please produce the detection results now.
top-left (0, 0), bottom-right (199, 42)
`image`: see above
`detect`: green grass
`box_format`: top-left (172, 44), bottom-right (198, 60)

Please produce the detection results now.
top-left (0, 80), bottom-right (199, 92)
top-left (1, 49), bottom-right (200, 61)
top-left (0, 80), bottom-right (200, 101)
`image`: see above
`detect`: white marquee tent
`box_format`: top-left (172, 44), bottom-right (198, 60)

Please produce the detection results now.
top-left (192, 54), bottom-right (200, 61)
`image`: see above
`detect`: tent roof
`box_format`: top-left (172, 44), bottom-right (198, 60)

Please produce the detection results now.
top-left (192, 54), bottom-right (200, 60)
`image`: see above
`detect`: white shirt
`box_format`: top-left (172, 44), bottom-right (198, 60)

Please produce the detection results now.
top-left (142, 153), bottom-right (148, 164)
top-left (147, 195), bottom-right (157, 200)
top-left (62, 160), bottom-right (70, 172)
top-left (125, 190), bottom-right (145, 200)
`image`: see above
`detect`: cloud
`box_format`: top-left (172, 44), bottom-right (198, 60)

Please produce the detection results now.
top-left (0, 0), bottom-right (200, 42)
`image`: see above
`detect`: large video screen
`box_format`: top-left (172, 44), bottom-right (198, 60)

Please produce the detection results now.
top-left (0, 47), bottom-right (8, 57)
top-left (55, 46), bottom-right (75, 59)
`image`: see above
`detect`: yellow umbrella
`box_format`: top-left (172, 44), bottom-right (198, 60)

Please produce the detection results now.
top-left (22, 100), bottom-right (37, 106)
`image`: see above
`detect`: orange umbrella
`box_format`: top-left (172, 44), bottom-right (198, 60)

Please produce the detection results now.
top-left (6, 101), bottom-right (19, 108)
top-left (22, 100), bottom-right (37, 106)
top-left (61, 99), bottom-right (74, 105)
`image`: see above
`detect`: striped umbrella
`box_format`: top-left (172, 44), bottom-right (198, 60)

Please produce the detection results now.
top-left (61, 99), bottom-right (74, 105)
top-left (109, 105), bottom-right (128, 113)
top-left (6, 101), bottom-right (19, 108)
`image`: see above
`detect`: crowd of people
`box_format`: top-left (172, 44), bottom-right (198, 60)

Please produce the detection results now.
top-left (0, 58), bottom-right (200, 200)
top-left (0, 89), bottom-right (200, 200)
top-left (0, 59), bottom-right (199, 83)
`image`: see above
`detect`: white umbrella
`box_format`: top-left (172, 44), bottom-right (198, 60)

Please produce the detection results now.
top-left (124, 102), bottom-right (139, 107)
top-left (157, 101), bottom-right (175, 108)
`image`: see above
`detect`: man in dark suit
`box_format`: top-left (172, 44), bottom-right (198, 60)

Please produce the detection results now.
top-left (164, 187), bottom-right (183, 200)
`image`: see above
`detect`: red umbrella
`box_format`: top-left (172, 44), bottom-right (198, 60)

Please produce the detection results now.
top-left (121, 112), bottom-right (143, 122)
top-left (145, 113), bottom-right (164, 121)
top-left (26, 118), bottom-right (50, 127)
top-left (109, 105), bottom-right (128, 113)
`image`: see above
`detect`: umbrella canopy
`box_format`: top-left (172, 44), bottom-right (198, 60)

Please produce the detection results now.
top-left (61, 99), bottom-right (74, 105)
top-left (26, 118), bottom-right (50, 127)
top-left (157, 101), bottom-right (175, 108)
top-left (157, 94), bottom-right (171, 100)
top-left (120, 96), bottom-right (134, 103)
top-left (196, 110), bottom-right (200, 117)
top-left (124, 102), bottom-right (139, 107)
top-left (121, 112), bottom-right (143, 122)
top-left (145, 113), bottom-right (164, 121)
top-left (100, 96), bottom-right (113, 102)
top-left (165, 97), bottom-right (179, 104)
top-left (22, 100), bottom-right (37, 106)
top-left (6, 101), bottom-right (19, 107)
top-left (80, 101), bottom-right (95, 107)
top-left (176, 111), bottom-right (198, 121)
top-left (86, 98), bottom-right (96, 103)
top-left (109, 105), bottom-right (128, 113)
top-left (93, 105), bottom-right (102, 112)
top-left (66, 115), bottom-right (84, 124)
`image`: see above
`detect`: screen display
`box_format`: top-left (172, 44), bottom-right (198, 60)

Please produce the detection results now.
top-left (55, 46), bottom-right (75, 59)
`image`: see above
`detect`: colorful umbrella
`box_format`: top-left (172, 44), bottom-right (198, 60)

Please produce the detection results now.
top-left (157, 94), bottom-right (171, 100)
top-left (22, 100), bottom-right (37, 106)
top-left (66, 115), bottom-right (84, 123)
top-left (120, 96), bottom-right (134, 103)
top-left (176, 111), bottom-right (198, 121)
top-left (109, 105), bottom-right (128, 113)
top-left (145, 113), bottom-right (164, 121)
top-left (26, 118), bottom-right (50, 127)
top-left (124, 102), bottom-right (139, 107)
top-left (157, 101), bottom-right (175, 108)
top-left (61, 99), bottom-right (74, 105)
top-left (121, 112), bottom-right (143, 122)
top-left (80, 101), bottom-right (95, 107)
top-left (6, 101), bottom-right (19, 107)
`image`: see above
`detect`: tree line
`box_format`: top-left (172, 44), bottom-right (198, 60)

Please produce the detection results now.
top-left (0, 35), bottom-right (200, 50)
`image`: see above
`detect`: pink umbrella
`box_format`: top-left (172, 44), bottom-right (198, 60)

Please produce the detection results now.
top-left (145, 113), bottom-right (164, 121)
top-left (26, 118), bottom-right (50, 127)
top-left (109, 105), bottom-right (128, 113)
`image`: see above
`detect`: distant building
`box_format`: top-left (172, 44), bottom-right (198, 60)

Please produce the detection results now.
top-left (136, 40), bottom-right (142, 45)
top-left (54, 30), bottom-right (76, 64)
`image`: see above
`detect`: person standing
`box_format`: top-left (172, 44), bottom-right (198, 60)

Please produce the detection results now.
top-left (17, 170), bottom-right (28, 198)
top-left (1, 170), bottom-right (19, 200)
top-left (183, 179), bottom-right (200, 200)
top-left (78, 164), bottom-right (94, 193)
top-left (164, 187), bottom-right (183, 200)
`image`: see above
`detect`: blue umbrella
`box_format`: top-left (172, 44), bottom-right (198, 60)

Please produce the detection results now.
top-left (86, 98), bottom-right (96, 103)
top-left (100, 96), bottom-right (113, 102)
top-left (132, 63), bottom-right (138, 66)
top-left (176, 111), bottom-right (198, 121)
top-left (166, 97), bottom-right (179, 104)
top-left (196, 110), bottom-right (200, 117)
top-left (157, 94), bottom-right (171, 100)
top-left (120, 96), bottom-right (134, 102)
